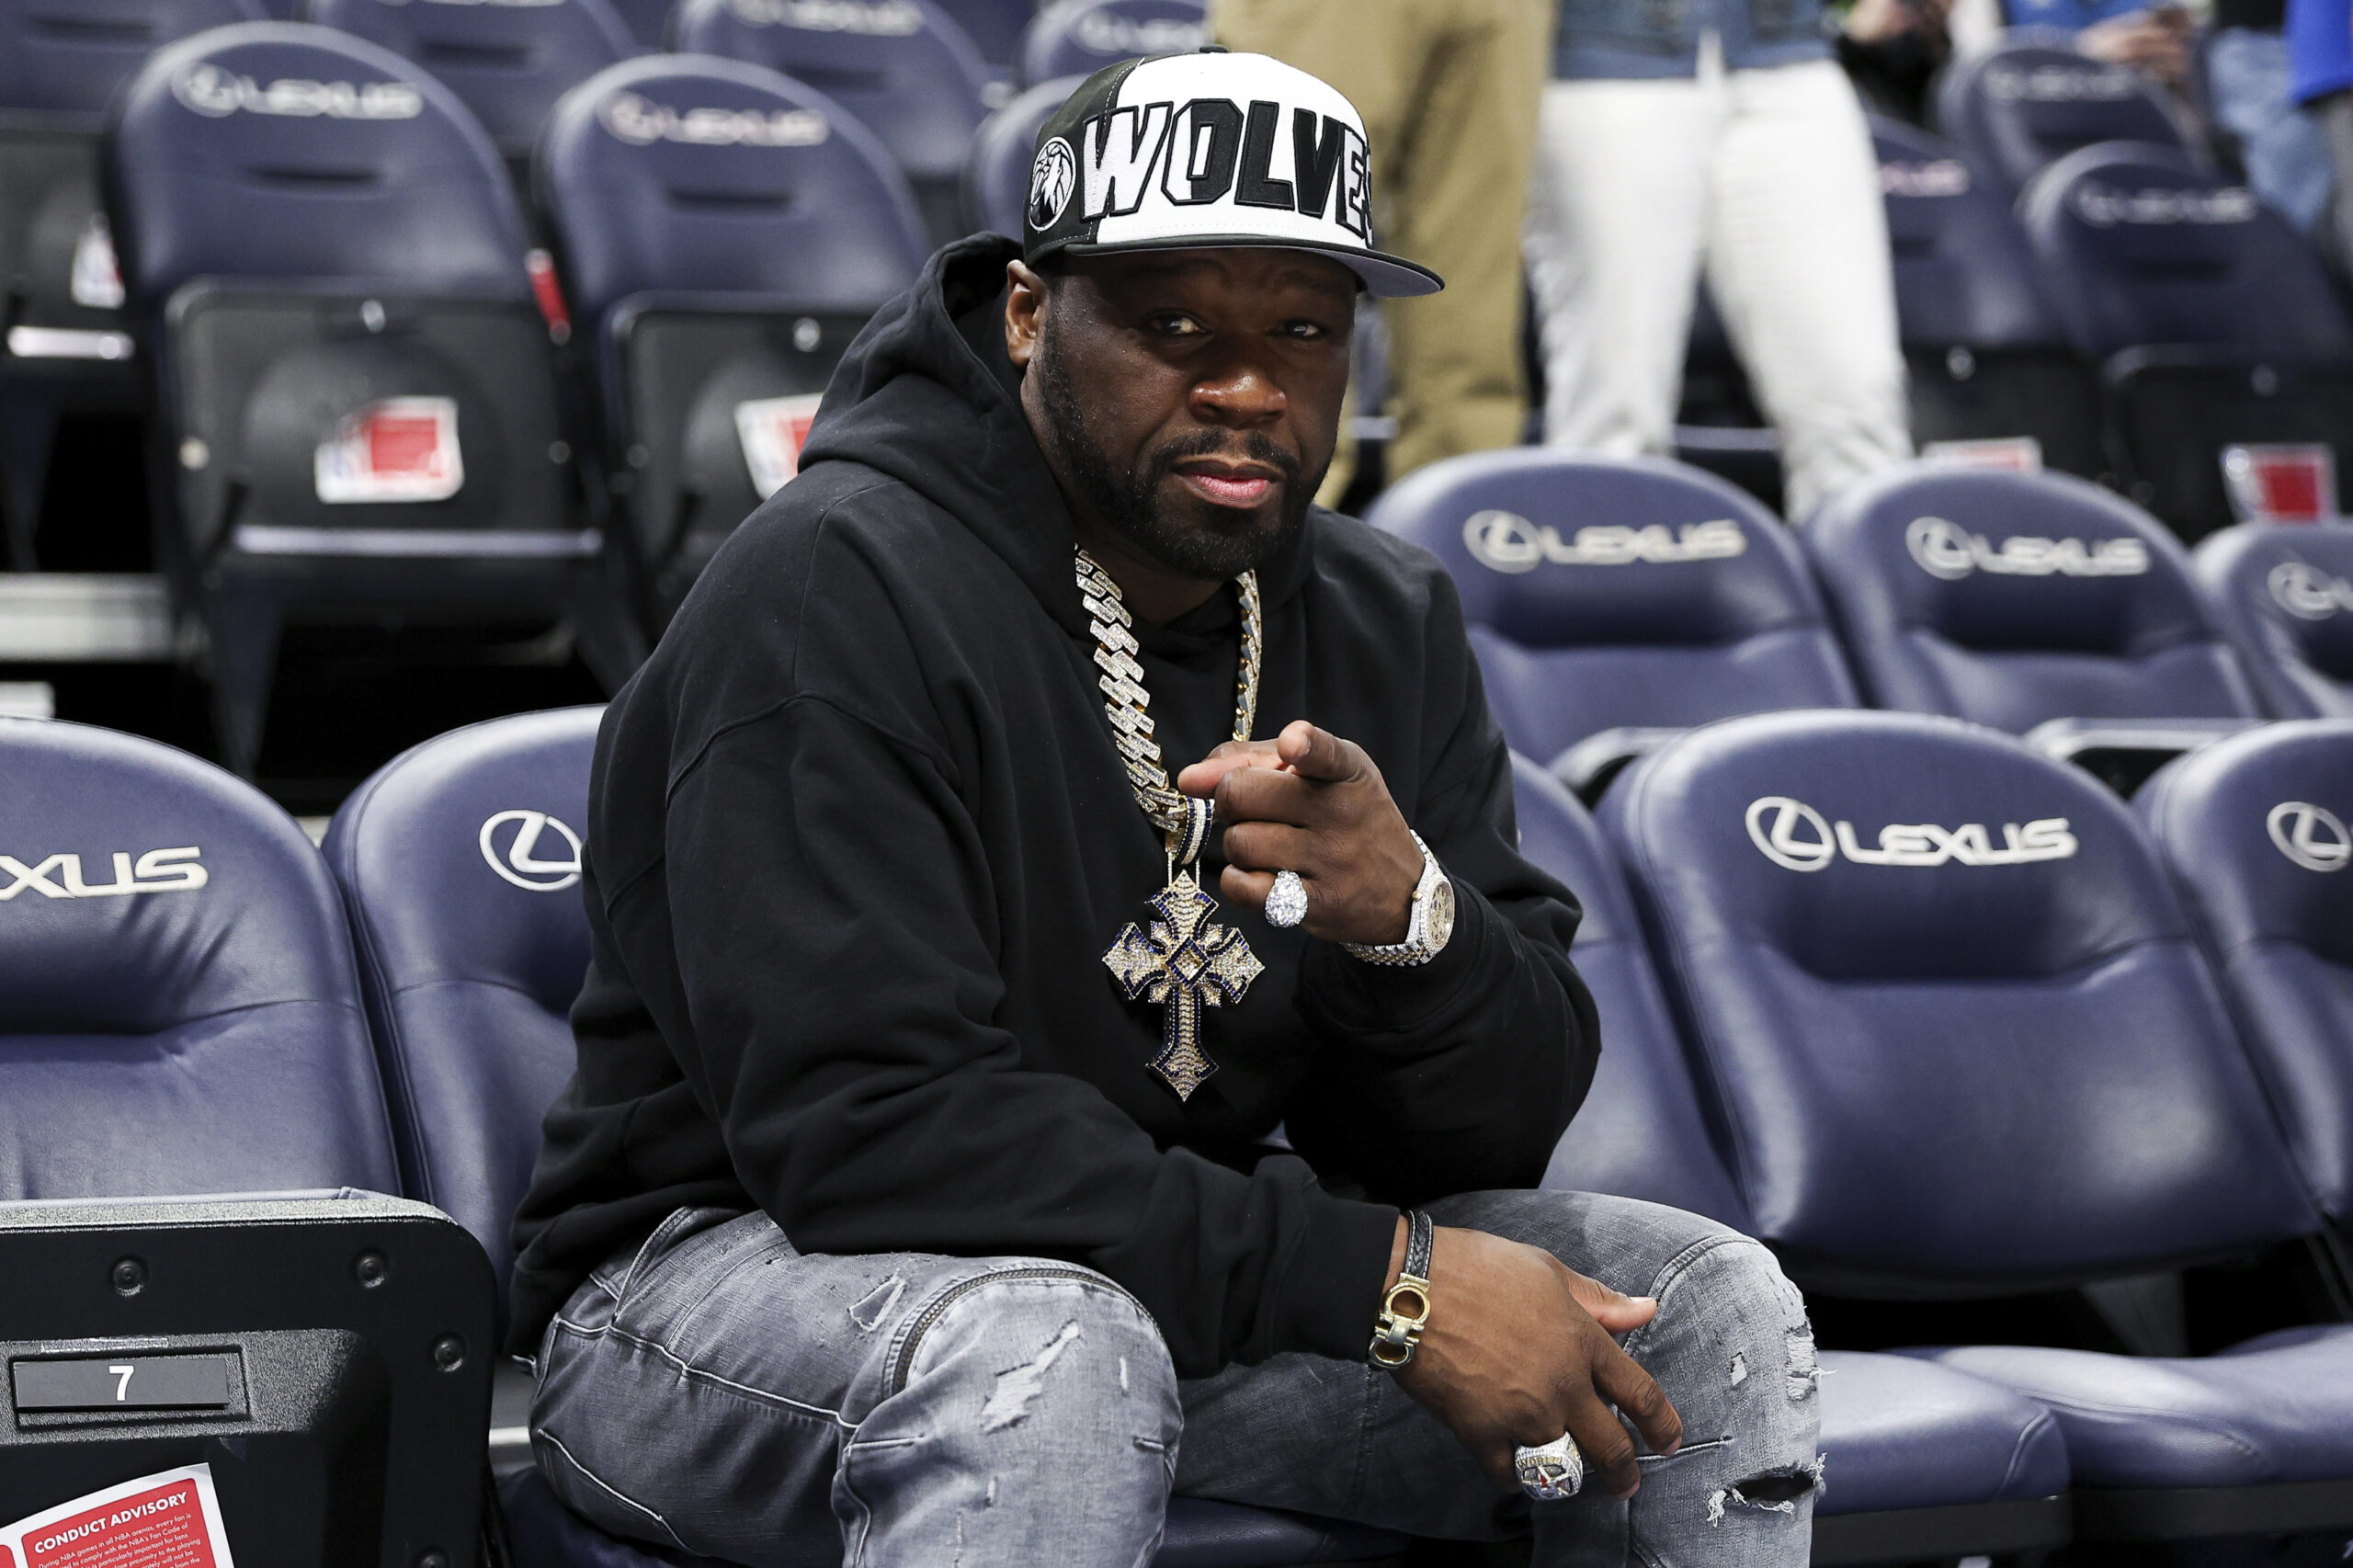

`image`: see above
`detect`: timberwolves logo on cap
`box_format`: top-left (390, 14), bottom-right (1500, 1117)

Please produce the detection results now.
top-left (1024, 50), bottom-right (1442, 299)
top-left (1029, 135), bottom-right (1077, 230)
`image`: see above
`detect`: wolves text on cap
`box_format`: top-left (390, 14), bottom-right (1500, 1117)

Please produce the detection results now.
top-left (1036, 95), bottom-right (1370, 239)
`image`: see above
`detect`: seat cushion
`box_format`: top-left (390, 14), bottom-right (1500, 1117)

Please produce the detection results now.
top-left (1916, 1324), bottom-right (2353, 1488)
top-left (1816, 1351), bottom-right (2068, 1516)
top-left (499, 1467), bottom-right (1407, 1567)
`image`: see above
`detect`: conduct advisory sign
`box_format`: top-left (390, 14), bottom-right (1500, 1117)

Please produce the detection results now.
top-left (1, 1465), bottom-right (234, 1568)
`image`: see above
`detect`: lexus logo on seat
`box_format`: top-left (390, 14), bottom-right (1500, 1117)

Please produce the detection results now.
top-left (2267, 801), bottom-right (2349, 872)
top-left (0, 846), bottom-right (207, 901)
top-left (1461, 511), bottom-right (1745, 574)
top-left (479, 811), bottom-right (583, 892)
top-left (1745, 797), bottom-right (1837, 871)
top-left (1905, 517), bottom-right (2149, 580)
top-left (1745, 796), bottom-right (2077, 870)
top-left (2267, 561), bottom-right (2353, 620)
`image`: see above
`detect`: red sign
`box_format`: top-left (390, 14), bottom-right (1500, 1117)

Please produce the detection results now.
top-left (314, 396), bottom-right (464, 504)
top-left (3, 1468), bottom-right (232, 1568)
top-left (2222, 444), bottom-right (2337, 523)
top-left (735, 392), bottom-right (824, 500)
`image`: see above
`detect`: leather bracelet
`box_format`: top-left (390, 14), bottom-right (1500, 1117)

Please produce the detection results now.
top-left (1369, 1209), bottom-right (1434, 1370)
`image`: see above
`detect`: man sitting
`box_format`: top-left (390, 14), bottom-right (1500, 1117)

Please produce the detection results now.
top-left (510, 48), bottom-right (1821, 1566)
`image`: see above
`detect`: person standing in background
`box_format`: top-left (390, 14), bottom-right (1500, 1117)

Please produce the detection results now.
top-left (2209, 0), bottom-right (2336, 239)
top-left (1211, 0), bottom-right (1554, 502)
top-left (1523, 0), bottom-right (1913, 520)
top-left (2289, 0), bottom-right (2353, 270)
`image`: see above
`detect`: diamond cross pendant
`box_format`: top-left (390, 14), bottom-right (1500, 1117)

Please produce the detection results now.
top-left (1102, 869), bottom-right (1265, 1100)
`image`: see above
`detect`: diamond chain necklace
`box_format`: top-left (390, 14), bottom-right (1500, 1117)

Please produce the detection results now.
top-left (1075, 548), bottom-right (1262, 850)
top-left (1078, 547), bottom-right (1266, 1100)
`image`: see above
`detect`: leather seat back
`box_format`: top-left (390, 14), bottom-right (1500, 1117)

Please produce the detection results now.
top-left (0, 717), bottom-right (397, 1199)
top-left (1805, 465), bottom-right (2259, 731)
top-left (1370, 451), bottom-right (1859, 770)
top-left (108, 22), bottom-right (530, 307)
top-left (1934, 39), bottom-right (2191, 200)
top-left (1871, 114), bottom-right (2062, 352)
top-left (322, 707), bottom-right (601, 1309)
top-left (2192, 522), bottom-right (2353, 719)
top-left (540, 54), bottom-right (927, 336)
top-left (605, 0), bottom-right (669, 49)
top-left (671, 0), bottom-right (990, 190)
top-left (1597, 710), bottom-right (2316, 1293)
top-left (2139, 720), bottom-right (2353, 1221)
top-left (1017, 0), bottom-right (1206, 89)
top-left (0, 0), bottom-right (264, 119)
top-left (2018, 142), bottom-right (2353, 363)
top-left (1513, 756), bottom-right (1754, 1228)
top-left (963, 72), bottom-right (1084, 236)
top-left (307, 0), bottom-right (633, 157)
top-left (935, 0), bottom-right (1034, 69)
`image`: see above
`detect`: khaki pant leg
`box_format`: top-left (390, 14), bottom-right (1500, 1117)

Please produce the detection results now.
top-left (1379, 0), bottom-right (1552, 481)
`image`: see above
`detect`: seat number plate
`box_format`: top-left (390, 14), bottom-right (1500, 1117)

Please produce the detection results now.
top-left (12, 1355), bottom-right (233, 1412)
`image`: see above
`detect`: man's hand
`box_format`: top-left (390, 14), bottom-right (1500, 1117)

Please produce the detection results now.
top-left (1176, 721), bottom-right (1424, 946)
top-left (1392, 1223), bottom-right (1683, 1498)
top-left (2077, 7), bottom-right (2191, 84)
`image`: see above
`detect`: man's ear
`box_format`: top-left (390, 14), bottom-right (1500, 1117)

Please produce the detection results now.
top-left (1005, 259), bottom-right (1047, 371)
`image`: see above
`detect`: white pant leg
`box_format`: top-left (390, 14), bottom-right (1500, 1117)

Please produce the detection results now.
top-left (1524, 72), bottom-right (1722, 458)
top-left (1703, 59), bottom-right (1912, 520)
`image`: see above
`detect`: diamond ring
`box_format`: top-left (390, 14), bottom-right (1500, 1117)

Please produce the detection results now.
top-left (1515, 1434), bottom-right (1584, 1501)
top-left (1264, 869), bottom-right (1308, 928)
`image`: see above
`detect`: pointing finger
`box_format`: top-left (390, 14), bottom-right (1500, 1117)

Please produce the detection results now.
top-left (1275, 722), bottom-right (1370, 785)
top-left (1177, 740), bottom-right (1286, 799)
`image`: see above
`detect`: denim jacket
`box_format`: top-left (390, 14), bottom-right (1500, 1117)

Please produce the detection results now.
top-left (1554, 0), bottom-right (1834, 78)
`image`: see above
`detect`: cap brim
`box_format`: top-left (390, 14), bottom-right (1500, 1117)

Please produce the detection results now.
top-left (1052, 234), bottom-right (1444, 299)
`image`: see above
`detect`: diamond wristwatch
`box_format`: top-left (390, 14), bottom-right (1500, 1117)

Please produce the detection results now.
top-left (1345, 833), bottom-right (1455, 967)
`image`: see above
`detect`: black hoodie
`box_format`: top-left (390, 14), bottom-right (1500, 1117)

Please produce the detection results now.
top-left (508, 238), bottom-right (1599, 1375)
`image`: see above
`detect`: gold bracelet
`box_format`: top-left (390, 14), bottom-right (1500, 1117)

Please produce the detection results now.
top-left (1369, 1209), bottom-right (1434, 1369)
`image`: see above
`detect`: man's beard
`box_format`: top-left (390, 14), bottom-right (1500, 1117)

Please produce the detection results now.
top-left (1032, 330), bottom-right (1319, 581)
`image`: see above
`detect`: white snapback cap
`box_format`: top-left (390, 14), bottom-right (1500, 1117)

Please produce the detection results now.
top-left (1022, 49), bottom-right (1443, 299)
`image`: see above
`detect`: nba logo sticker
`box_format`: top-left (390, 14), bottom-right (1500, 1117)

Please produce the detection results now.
top-left (735, 392), bottom-right (824, 500)
top-left (313, 397), bottom-right (463, 504)
top-left (1029, 136), bottom-right (1076, 231)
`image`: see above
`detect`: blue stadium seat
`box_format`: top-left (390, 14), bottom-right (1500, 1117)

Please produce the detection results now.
top-left (334, 710), bottom-right (1407, 1568)
top-left (2018, 142), bottom-right (2353, 540)
top-left (1804, 465), bottom-right (2260, 786)
top-left (323, 706), bottom-right (601, 1316)
top-left (2139, 721), bottom-right (2353, 1230)
top-left (607, 0), bottom-right (673, 49)
top-left (0, 0), bottom-right (266, 568)
top-left (2193, 521), bottom-right (2353, 718)
top-left (673, 0), bottom-right (992, 245)
top-left (0, 714), bottom-right (497, 1561)
top-left (1870, 115), bottom-right (2102, 480)
top-left (0, 715), bottom-right (395, 1198)
top-left (108, 21), bottom-right (643, 776)
top-left (1514, 757), bottom-right (2074, 1559)
top-left (1018, 0), bottom-right (1205, 88)
top-left (935, 0), bottom-right (1037, 70)
top-left (963, 71), bottom-right (1082, 235)
top-left (1369, 451), bottom-right (1859, 797)
top-left (1597, 709), bottom-right (2353, 1540)
top-left (1934, 35), bottom-right (2195, 201)
top-left (305, 0), bottom-right (634, 165)
top-left (539, 54), bottom-right (926, 617)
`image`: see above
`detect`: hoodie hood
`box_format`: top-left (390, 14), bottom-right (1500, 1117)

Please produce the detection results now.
top-left (796, 234), bottom-right (1313, 641)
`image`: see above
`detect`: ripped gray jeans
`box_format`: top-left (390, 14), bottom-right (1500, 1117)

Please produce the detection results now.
top-left (529, 1188), bottom-right (1822, 1567)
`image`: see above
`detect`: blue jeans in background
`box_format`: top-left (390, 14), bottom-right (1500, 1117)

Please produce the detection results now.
top-left (2210, 27), bottom-right (2336, 234)
top-left (529, 1188), bottom-right (1823, 1567)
